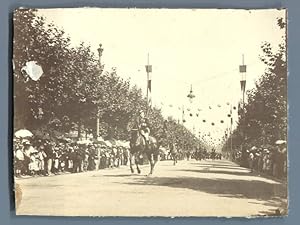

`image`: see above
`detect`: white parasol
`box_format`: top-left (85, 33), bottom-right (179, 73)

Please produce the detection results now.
top-left (15, 129), bottom-right (33, 138)
top-left (275, 140), bottom-right (286, 145)
top-left (77, 139), bottom-right (93, 145)
top-left (104, 140), bottom-right (112, 147)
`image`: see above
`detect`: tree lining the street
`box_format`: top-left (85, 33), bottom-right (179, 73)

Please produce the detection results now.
top-left (223, 17), bottom-right (287, 152)
top-left (13, 9), bottom-right (202, 149)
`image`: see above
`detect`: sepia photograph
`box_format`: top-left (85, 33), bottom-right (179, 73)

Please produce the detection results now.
top-left (13, 8), bottom-right (287, 217)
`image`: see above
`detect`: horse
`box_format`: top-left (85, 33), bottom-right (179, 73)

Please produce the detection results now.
top-left (129, 129), bottom-right (159, 175)
top-left (169, 143), bottom-right (178, 165)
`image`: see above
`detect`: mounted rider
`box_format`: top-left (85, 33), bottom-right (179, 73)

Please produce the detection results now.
top-left (134, 110), bottom-right (151, 147)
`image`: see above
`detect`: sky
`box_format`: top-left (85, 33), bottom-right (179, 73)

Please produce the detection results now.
top-left (37, 8), bottom-right (286, 149)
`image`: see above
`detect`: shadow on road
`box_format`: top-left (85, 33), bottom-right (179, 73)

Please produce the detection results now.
top-left (180, 169), bottom-right (252, 177)
top-left (121, 176), bottom-right (286, 200)
top-left (191, 162), bottom-right (249, 171)
top-left (116, 162), bottom-right (287, 216)
top-left (102, 174), bottom-right (134, 177)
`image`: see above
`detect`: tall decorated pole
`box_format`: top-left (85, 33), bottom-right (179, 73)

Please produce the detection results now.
top-left (230, 104), bottom-right (233, 153)
top-left (145, 53), bottom-right (152, 115)
top-left (239, 54), bottom-right (247, 161)
top-left (96, 44), bottom-right (104, 139)
top-left (239, 54), bottom-right (247, 108)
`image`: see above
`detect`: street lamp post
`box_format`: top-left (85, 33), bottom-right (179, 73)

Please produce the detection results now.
top-left (187, 84), bottom-right (196, 136)
top-left (187, 85), bottom-right (195, 103)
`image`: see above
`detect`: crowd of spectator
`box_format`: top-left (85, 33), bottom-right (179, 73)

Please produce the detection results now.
top-left (232, 141), bottom-right (287, 179)
top-left (14, 137), bottom-right (131, 178)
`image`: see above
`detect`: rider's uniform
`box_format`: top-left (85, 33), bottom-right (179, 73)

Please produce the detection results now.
top-left (135, 116), bottom-right (150, 142)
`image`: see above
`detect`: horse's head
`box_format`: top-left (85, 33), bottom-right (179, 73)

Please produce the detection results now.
top-left (130, 129), bottom-right (139, 141)
top-left (130, 129), bottom-right (144, 148)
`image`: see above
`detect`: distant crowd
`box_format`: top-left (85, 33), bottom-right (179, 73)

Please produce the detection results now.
top-left (231, 141), bottom-right (287, 179)
top-left (14, 138), bottom-right (131, 177)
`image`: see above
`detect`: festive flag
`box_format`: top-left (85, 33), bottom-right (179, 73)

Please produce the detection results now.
top-left (239, 65), bottom-right (247, 73)
top-left (145, 65), bottom-right (152, 73)
top-left (148, 79), bottom-right (151, 93)
top-left (240, 80), bottom-right (246, 92)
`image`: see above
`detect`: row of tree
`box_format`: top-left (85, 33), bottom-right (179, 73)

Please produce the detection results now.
top-left (13, 9), bottom-right (202, 149)
top-left (222, 17), bottom-right (287, 152)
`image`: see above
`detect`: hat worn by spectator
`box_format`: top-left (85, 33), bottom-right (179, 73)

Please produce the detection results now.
top-left (275, 140), bottom-right (286, 145)
top-left (22, 140), bottom-right (31, 145)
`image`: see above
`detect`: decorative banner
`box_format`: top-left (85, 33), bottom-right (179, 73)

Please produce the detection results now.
top-left (239, 65), bottom-right (247, 73)
top-left (240, 80), bottom-right (246, 92)
top-left (148, 80), bottom-right (151, 92)
top-left (145, 65), bottom-right (152, 73)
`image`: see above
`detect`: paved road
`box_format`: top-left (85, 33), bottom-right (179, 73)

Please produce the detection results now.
top-left (15, 159), bottom-right (287, 217)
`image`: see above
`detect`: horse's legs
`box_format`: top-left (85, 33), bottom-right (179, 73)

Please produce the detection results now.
top-left (136, 163), bottom-right (141, 174)
top-left (133, 153), bottom-right (141, 174)
top-left (147, 153), bottom-right (158, 175)
top-left (146, 153), bottom-right (153, 175)
top-left (129, 154), bottom-right (135, 173)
